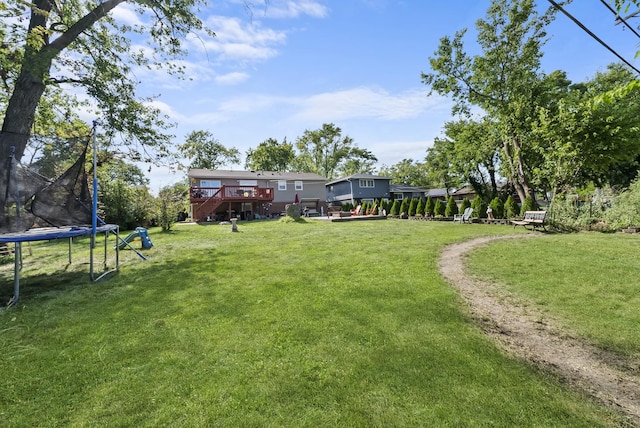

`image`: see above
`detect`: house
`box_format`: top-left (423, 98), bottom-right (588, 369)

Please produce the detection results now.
top-left (389, 184), bottom-right (428, 202)
top-left (189, 169), bottom-right (327, 221)
top-left (325, 174), bottom-right (391, 206)
top-left (425, 188), bottom-right (452, 202)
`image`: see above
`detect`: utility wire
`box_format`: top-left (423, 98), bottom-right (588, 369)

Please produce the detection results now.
top-left (547, 0), bottom-right (640, 75)
top-left (599, 0), bottom-right (640, 39)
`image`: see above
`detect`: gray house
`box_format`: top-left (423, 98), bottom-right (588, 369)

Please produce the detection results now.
top-left (326, 174), bottom-right (391, 205)
top-left (389, 184), bottom-right (428, 202)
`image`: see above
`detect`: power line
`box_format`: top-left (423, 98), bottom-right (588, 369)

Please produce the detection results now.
top-left (547, 0), bottom-right (640, 75)
top-left (599, 0), bottom-right (640, 39)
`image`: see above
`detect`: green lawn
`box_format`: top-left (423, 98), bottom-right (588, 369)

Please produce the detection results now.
top-left (0, 220), bottom-right (628, 426)
top-left (467, 232), bottom-right (640, 361)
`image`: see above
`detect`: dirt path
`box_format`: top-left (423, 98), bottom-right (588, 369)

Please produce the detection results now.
top-left (439, 235), bottom-right (640, 426)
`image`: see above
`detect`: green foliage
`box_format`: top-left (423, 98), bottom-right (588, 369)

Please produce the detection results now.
top-left (179, 130), bottom-right (240, 170)
top-left (434, 199), bottom-right (445, 216)
top-left (520, 196), bottom-right (539, 216)
top-left (98, 161), bottom-right (153, 229)
top-left (424, 195), bottom-right (434, 216)
top-left (378, 158), bottom-right (430, 187)
top-left (422, 0), bottom-right (557, 202)
top-left (155, 182), bottom-right (188, 231)
top-left (390, 200), bottom-right (400, 216)
top-left (245, 137), bottom-right (295, 172)
top-left (416, 198), bottom-right (425, 216)
top-left (292, 123), bottom-right (376, 180)
top-left (408, 198), bottom-right (418, 216)
top-left (460, 197), bottom-right (471, 213)
top-left (399, 198), bottom-right (410, 215)
top-left (445, 195), bottom-right (459, 217)
top-left (489, 197), bottom-right (504, 219)
top-left (604, 178), bottom-right (640, 229)
top-left (471, 197), bottom-right (487, 219)
top-left (504, 195), bottom-right (520, 219)
top-left (360, 200), bottom-right (368, 215)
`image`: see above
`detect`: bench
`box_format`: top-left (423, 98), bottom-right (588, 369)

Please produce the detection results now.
top-left (511, 210), bottom-right (547, 231)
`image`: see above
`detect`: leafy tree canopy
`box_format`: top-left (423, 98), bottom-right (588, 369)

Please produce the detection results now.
top-left (245, 138), bottom-right (295, 172)
top-left (178, 130), bottom-right (240, 170)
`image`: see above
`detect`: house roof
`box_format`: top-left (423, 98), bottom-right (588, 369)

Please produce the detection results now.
top-left (326, 173), bottom-right (391, 186)
top-left (425, 188), bottom-right (452, 198)
top-left (389, 184), bottom-right (428, 193)
top-left (189, 169), bottom-right (326, 182)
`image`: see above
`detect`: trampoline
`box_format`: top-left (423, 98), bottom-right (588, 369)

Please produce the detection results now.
top-left (0, 225), bottom-right (120, 307)
top-left (0, 123), bottom-right (134, 308)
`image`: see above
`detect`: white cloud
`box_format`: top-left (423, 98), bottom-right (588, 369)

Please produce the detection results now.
top-left (110, 3), bottom-right (144, 26)
top-left (290, 87), bottom-right (450, 122)
top-left (261, 0), bottom-right (329, 18)
top-left (198, 16), bottom-right (286, 62)
top-left (215, 71), bottom-right (251, 85)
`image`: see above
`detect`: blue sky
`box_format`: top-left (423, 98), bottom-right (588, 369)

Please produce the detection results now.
top-left (112, 0), bottom-right (640, 192)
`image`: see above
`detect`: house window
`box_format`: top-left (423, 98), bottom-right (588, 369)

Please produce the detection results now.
top-left (278, 180), bottom-right (287, 191)
top-left (395, 193), bottom-right (404, 200)
top-left (295, 181), bottom-right (303, 191)
top-left (359, 179), bottom-right (375, 188)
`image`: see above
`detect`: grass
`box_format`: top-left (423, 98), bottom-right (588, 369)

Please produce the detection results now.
top-left (467, 232), bottom-right (640, 361)
top-left (0, 220), bottom-right (628, 426)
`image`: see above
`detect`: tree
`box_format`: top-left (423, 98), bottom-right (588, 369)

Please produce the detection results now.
top-left (416, 198), bottom-right (425, 216)
top-left (433, 199), bottom-right (445, 216)
top-left (390, 200), bottom-right (400, 216)
top-left (460, 197), bottom-right (471, 213)
top-left (431, 118), bottom-right (502, 201)
top-left (424, 195), bottom-right (434, 217)
top-left (245, 138), bottom-right (295, 172)
top-left (98, 159), bottom-right (152, 229)
top-left (155, 182), bottom-right (188, 231)
top-left (408, 198), bottom-right (418, 216)
top-left (445, 196), bottom-right (458, 217)
top-left (532, 64), bottom-right (640, 197)
top-left (179, 131), bottom-right (240, 170)
top-left (293, 123), bottom-right (377, 180)
top-left (488, 197), bottom-right (504, 219)
top-left (422, 0), bottom-right (557, 203)
top-left (378, 159), bottom-right (430, 187)
top-left (504, 195), bottom-right (520, 219)
top-left (0, 0), bottom-right (212, 226)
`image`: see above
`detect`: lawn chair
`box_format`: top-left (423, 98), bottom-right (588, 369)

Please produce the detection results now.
top-left (453, 207), bottom-right (473, 223)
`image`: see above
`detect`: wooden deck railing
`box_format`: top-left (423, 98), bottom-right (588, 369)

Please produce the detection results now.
top-left (190, 186), bottom-right (274, 202)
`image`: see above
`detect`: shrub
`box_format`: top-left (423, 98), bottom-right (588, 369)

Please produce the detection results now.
top-left (416, 199), bottom-right (425, 216)
top-left (434, 199), bottom-right (445, 216)
top-left (504, 195), bottom-right (520, 219)
top-left (408, 198), bottom-right (418, 216)
top-left (424, 196), bottom-right (434, 216)
top-left (390, 200), bottom-right (400, 216)
top-left (445, 196), bottom-right (458, 217)
top-left (603, 180), bottom-right (640, 229)
top-left (520, 196), bottom-right (538, 216)
top-left (400, 198), bottom-right (409, 215)
top-left (360, 201), bottom-right (368, 215)
top-left (460, 197), bottom-right (471, 213)
top-left (471, 197), bottom-right (487, 218)
top-left (489, 197), bottom-right (504, 219)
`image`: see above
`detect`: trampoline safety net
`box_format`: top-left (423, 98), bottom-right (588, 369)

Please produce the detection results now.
top-left (1, 144), bottom-right (92, 234)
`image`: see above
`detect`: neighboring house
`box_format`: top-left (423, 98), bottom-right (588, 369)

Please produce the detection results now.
top-left (425, 188), bottom-right (452, 202)
top-left (389, 184), bottom-right (428, 202)
top-left (189, 169), bottom-right (327, 221)
top-left (452, 187), bottom-right (477, 204)
top-left (325, 174), bottom-right (391, 205)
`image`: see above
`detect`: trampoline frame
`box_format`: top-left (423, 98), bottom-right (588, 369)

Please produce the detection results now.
top-left (0, 225), bottom-right (120, 306)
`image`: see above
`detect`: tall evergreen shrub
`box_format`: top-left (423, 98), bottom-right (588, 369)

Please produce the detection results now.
top-left (460, 197), bottom-right (471, 212)
top-left (445, 196), bottom-right (459, 217)
top-left (434, 199), bottom-right (445, 216)
top-left (489, 197), bottom-right (504, 218)
top-left (471, 197), bottom-right (487, 218)
top-left (424, 196), bottom-right (434, 216)
top-left (504, 195), bottom-right (520, 219)
top-left (390, 200), bottom-right (400, 215)
top-left (408, 198), bottom-right (418, 216)
top-left (520, 196), bottom-right (538, 216)
top-left (400, 198), bottom-right (409, 215)
top-left (416, 199), bottom-right (425, 216)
